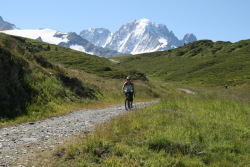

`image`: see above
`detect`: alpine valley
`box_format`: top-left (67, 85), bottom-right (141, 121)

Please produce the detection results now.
top-left (1, 17), bottom-right (197, 57)
top-left (0, 14), bottom-right (249, 167)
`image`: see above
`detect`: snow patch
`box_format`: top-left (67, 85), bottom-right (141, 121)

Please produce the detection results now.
top-left (1, 29), bottom-right (69, 44)
top-left (69, 45), bottom-right (94, 55)
top-left (159, 38), bottom-right (168, 46)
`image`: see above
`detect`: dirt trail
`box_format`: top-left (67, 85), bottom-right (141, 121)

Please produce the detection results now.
top-left (178, 88), bottom-right (195, 94)
top-left (0, 100), bottom-right (158, 166)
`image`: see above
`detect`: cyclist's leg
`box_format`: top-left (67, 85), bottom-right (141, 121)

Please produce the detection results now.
top-left (129, 92), bottom-right (134, 108)
top-left (125, 92), bottom-right (129, 110)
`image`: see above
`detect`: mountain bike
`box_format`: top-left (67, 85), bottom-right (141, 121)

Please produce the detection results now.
top-left (124, 91), bottom-right (133, 110)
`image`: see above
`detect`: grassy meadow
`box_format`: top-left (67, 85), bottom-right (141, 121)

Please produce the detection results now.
top-left (29, 86), bottom-right (249, 167)
top-left (26, 38), bottom-right (249, 166)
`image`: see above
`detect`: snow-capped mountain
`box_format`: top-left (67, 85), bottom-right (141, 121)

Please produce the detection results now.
top-left (1, 28), bottom-right (125, 57)
top-left (0, 16), bottom-right (18, 30)
top-left (58, 32), bottom-right (126, 57)
top-left (80, 18), bottom-right (197, 54)
top-left (80, 28), bottom-right (111, 47)
top-left (0, 16), bottom-right (197, 56)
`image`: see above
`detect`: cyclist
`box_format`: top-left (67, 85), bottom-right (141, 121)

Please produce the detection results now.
top-left (122, 76), bottom-right (134, 108)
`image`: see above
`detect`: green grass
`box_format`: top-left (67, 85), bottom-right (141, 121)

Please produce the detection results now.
top-left (0, 33), bottom-right (94, 123)
top-left (32, 86), bottom-right (249, 166)
top-left (23, 37), bottom-right (147, 80)
top-left (112, 39), bottom-right (250, 87)
top-left (1, 33), bottom-right (250, 166)
top-left (0, 33), bottom-right (160, 126)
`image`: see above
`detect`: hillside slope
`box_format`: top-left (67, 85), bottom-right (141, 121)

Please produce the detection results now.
top-left (0, 33), bottom-right (97, 119)
top-left (22, 36), bottom-right (146, 80)
top-left (0, 33), bottom-right (158, 123)
top-left (113, 39), bottom-right (250, 86)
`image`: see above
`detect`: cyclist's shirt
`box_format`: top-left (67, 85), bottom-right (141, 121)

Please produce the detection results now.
top-left (126, 83), bottom-right (133, 92)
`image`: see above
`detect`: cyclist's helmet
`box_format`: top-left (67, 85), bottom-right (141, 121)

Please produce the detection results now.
top-left (127, 76), bottom-right (131, 80)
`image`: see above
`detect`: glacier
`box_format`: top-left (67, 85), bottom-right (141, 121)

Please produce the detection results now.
top-left (1, 28), bottom-right (69, 45)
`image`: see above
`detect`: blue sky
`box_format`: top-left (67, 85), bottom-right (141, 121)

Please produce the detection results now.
top-left (1, 0), bottom-right (249, 42)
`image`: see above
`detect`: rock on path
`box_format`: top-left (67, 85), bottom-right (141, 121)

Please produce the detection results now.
top-left (0, 100), bottom-right (158, 166)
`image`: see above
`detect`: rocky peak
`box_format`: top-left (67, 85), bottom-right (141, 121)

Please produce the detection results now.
top-left (79, 18), bottom-right (197, 55)
top-left (67, 32), bottom-right (84, 41)
top-left (103, 18), bottom-right (183, 54)
top-left (182, 33), bottom-right (197, 44)
top-left (79, 28), bottom-right (111, 47)
top-left (0, 16), bottom-right (18, 30)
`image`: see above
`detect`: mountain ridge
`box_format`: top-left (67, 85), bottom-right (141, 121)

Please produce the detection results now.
top-left (0, 16), bottom-right (126, 57)
top-left (1, 28), bottom-right (126, 57)
top-left (80, 18), bottom-right (197, 54)
top-left (0, 16), bottom-right (18, 30)
top-left (80, 28), bottom-right (112, 47)
top-left (0, 16), bottom-right (197, 56)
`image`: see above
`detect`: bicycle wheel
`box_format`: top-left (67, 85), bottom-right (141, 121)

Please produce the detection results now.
top-left (125, 98), bottom-right (128, 110)
top-left (125, 98), bottom-right (131, 110)
top-left (128, 99), bottom-right (131, 110)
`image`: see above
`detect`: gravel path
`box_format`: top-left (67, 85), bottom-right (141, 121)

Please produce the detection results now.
top-left (178, 88), bottom-right (195, 94)
top-left (0, 100), bottom-right (158, 166)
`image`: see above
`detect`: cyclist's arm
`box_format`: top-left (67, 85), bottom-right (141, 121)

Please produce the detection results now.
top-left (121, 82), bottom-right (126, 92)
top-left (132, 83), bottom-right (135, 97)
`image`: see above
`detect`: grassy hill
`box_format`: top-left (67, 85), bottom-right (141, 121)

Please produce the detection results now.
top-left (15, 36), bottom-right (147, 80)
top-left (112, 39), bottom-right (250, 87)
top-left (0, 33), bottom-right (159, 125)
top-left (1, 33), bottom-right (249, 166)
